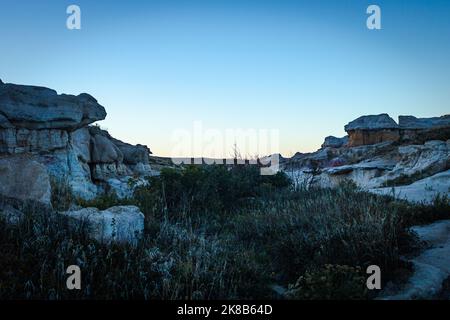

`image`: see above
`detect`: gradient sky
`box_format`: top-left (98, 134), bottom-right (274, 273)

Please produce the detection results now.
top-left (1, 0), bottom-right (449, 157)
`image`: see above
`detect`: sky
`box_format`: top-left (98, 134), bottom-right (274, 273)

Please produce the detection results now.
top-left (1, 0), bottom-right (449, 158)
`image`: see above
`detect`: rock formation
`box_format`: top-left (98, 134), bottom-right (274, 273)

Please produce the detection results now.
top-left (63, 205), bottom-right (145, 245)
top-left (399, 115), bottom-right (450, 143)
top-left (344, 113), bottom-right (450, 147)
top-left (344, 114), bottom-right (400, 147)
top-left (0, 155), bottom-right (51, 205)
top-left (321, 135), bottom-right (349, 148)
top-left (284, 113), bottom-right (450, 203)
top-left (0, 83), bottom-right (106, 130)
top-left (0, 81), bottom-right (153, 205)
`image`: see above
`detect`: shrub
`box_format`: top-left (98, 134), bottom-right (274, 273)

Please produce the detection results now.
top-left (1, 165), bottom-right (439, 300)
top-left (139, 165), bottom-right (291, 215)
top-left (76, 192), bottom-right (136, 211)
top-left (285, 265), bottom-right (367, 300)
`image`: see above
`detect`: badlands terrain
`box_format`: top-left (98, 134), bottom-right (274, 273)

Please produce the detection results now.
top-left (0, 80), bottom-right (449, 299)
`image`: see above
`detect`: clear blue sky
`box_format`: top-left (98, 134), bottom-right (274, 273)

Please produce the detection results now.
top-left (1, 0), bottom-right (449, 157)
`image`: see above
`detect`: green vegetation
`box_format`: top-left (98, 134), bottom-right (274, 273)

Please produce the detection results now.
top-left (1, 165), bottom-right (448, 300)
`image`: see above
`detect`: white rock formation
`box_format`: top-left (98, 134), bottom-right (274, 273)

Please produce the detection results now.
top-left (63, 205), bottom-right (145, 245)
top-left (283, 113), bottom-right (449, 201)
top-left (370, 170), bottom-right (450, 204)
top-left (0, 80), bottom-right (153, 201)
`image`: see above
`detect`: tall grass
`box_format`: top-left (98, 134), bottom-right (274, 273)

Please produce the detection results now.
top-left (1, 165), bottom-right (446, 300)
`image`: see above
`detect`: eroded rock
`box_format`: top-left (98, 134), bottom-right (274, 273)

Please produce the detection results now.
top-left (0, 82), bottom-right (107, 130)
top-left (62, 205), bottom-right (145, 245)
top-left (370, 170), bottom-right (450, 204)
top-left (321, 136), bottom-right (348, 148)
top-left (0, 155), bottom-right (52, 205)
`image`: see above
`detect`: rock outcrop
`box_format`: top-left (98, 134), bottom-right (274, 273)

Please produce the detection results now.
top-left (344, 114), bottom-right (400, 147)
top-left (63, 205), bottom-right (145, 245)
top-left (0, 80), bottom-right (153, 202)
top-left (0, 155), bottom-right (52, 205)
top-left (344, 113), bottom-right (450, 147)
top-left (0, 83), bottom-right (106, 130)
top-left (399, 115), bottom-right (450, 130)
top-left (370, 170), bottom-right (450, 204)
top-left (284, 113), bottom-right (450, 203)
top-left (399, 115), bottom-right (450, 144)
top-left (321, 135), bottom-right (349, 148)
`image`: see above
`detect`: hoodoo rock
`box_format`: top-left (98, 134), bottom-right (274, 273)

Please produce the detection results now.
top-left (344, 114), bottom-right (400, 147)
top-left (283, 113), bottom-right (450, 203)
top-left (0, 80), bottom-right (153, 201)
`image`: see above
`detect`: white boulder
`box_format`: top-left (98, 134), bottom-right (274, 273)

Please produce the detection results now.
top-left (63, 205), bottom-right (145, 245)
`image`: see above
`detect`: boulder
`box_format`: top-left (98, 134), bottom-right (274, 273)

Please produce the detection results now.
top-left (62, 205), bottom-right (145, 245)
top-left (321, 136), bottom-right (348, 148)
top-left (0, 155), bottom-right (52, 205)
top-left (0, 82), bottom-right (106, 130)
top-left (90, 133), bottom-right (123, 163)
top-left (111, 138), bottom-right (151, 165)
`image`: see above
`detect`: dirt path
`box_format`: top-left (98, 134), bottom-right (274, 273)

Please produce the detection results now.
top-left (381, 220), bottom-right (450, 299)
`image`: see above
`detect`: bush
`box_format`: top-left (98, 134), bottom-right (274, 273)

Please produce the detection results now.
top-left (76, 193), bottom-right (136, 211)
top-left (285, 265), bottom-right (367, 300)
top-left (230, 184), bottom-right (406, 284)
top-left (139, 165), bottom-right (291, 215)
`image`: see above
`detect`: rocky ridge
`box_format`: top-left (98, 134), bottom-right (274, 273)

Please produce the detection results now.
top-left (283, 113), bottom-right (450, 204)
